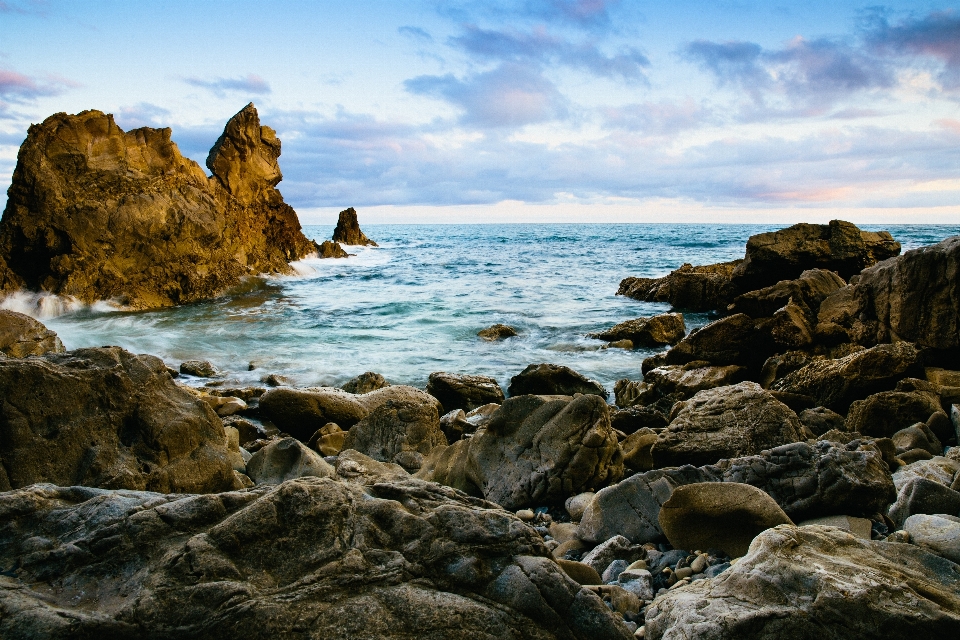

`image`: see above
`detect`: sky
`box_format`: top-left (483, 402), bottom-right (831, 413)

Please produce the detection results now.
top-left (1, 0), bottom-right (959, 224)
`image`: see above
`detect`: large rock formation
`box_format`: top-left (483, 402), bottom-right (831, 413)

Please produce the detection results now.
top-left (332, 207), bottom-right (377, 246)
top-left (0, 478), bottom-right (632, 639)
top-left (0, 309), bottom-right (64, 357)
top-left (617, 261), bottom-right (740, 312)
top-left (0, 346), bottom-right (236, 493)
top-left (0, 104), bottom-right (317, 309)
top-left (730, 220), bottom-right (901, 294)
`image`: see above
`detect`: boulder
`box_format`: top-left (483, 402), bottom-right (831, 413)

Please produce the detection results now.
top-left (904, 514), bottom-right (960, 563)
top-left (659, 482), bottom-right (794, 558)
top-left (0, 104), bottom-right (316, 308)
top-left (588, 313), bottom-right (686, 347)
top-left (334, 448), bottom-right (412, 486)
top-left (851, 235), bottom-right (960, 349)
top-left (644, 525), bottom-right (960, 639)
top-left (342, 400), bottom-right (446, 472)
top-left (0, 346), bottom-right (235, 493)
top-left (798, 406), bottom-right (845, 436)
top-left (729, 220), bottom-right (900, 294)
top-left (771, 341), bottom-right (922, 412)
top-left (617, 260), bottom-right (740, 312)
top-left (245, 437), bottom-right (335, 484)
top-left (306, 422), bottom-right (346, 456)
top-left (0, 479), bottom-right (632, 640)
top-left (621, 429), bottom-right (659, 473)
top-left (180, 359), bottom-right (218, 377)
top-left (612, 379), bottom-right (657, 409)
top-left (888, 476), bottom-right (960, 528)
top-left (508, 363), bottom-right (607, 398)
top-left (317, 239), bottom-right (349, 258)
top-left (664, 313), bottom-right (772, 369)
top-left (652, 382), bottom-right (803, 468)
top-left (796, 514), bottom-right (872, 539)
top-left (729, 268), bottom-right (846, 319)
top-left (767, 300), bottom-right (815, 349)
top-left (477, 323), bottom-right (518, 341)
top-left (331, 206), bottom-right (377, 246)
top-left (891, 423), bottom-right (942, 456)
top-left (340, 371), bottom-right (389, 394)
top-left (757, 350), bottom-right (815, 388)
top-left (579, 535), bottom-right (643, 575)
top-left (426, 372), bottom-right (505, 414)
top-left (642, 363), bottom-right (747, 400)
top-left (0, 310), bottom-right (64, 357)
top-left (609, 405), bottom-right (668, 434)
top-left (845, 381), bottom-right (944, 439)
top-left (893, 457), bottom-right (960, 491)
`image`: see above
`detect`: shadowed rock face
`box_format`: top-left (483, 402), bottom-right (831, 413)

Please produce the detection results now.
top-left (332, 207), bottom-right (377, 246)
top-left (0, 103), bottom-right (317, 309)
top-left (0, 478), bottom-right (632, 640)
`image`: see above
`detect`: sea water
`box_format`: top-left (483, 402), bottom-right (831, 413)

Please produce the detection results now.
top-left (13, 223), bottom-right (960, 398)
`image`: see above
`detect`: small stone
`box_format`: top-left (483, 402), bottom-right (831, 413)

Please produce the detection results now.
top-left (635, 626), bottom-right (645, 638)
top-left (565, 492), bottom-right (595, 521)
top-left (674, 567), bottom-right (693, 580)
top-left (478, 323), bottom-right (518, 341)
top-left (552, 539), bottom-right (586, 559)
top-left (516, 509), bottom-right (535, 521)
top-left (690, 555), bottom-right (707, 574)
top-left (602, 559), bottom-right (629, 583)
top-left (885, 530), bottom-right (911, 543)
top-left (556, 558), bottom-right (602, 585)
top-left (180, 360), bottom-right (218, 377)
top-left (703, 562), bottom-right (730, 578)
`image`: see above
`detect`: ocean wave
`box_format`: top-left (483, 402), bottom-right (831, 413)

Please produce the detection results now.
top-left (0, 290), bottom-right (125, 319)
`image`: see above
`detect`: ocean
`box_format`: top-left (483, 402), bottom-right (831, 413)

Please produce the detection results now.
top-left (8, 223), bottom-right (959, 398)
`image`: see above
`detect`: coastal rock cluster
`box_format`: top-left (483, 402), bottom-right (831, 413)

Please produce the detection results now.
top-left (0, 209), bottom-right (959, 638)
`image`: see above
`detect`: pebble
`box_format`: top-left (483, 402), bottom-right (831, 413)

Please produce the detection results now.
top-left (674, 566), bottom-right (693, 580)
top-left (635, 625), bottom-right (646, 638)
top-left (516, 509), bottom-right (535, 521)
top-left (690, 554), bottom-right (707, 574)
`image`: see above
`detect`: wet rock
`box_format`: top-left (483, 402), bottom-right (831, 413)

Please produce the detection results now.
top-left (888, 476), bottom-right (960, 528)
top-left (340, 371), bottom-right (390, 394)
top-left (0, 346), bottom-right (235, 493)
top-left (729, 268), bottom-right (846, 319)
top-left (0, 105), bottom-right (316, 308)
top-left (245, 437), bottom-right (335, 484)
top-left (0, 310), bottom-right (64, 357)
top-left (617, 260), bottom-right (740, 312)
top-left (477, 323), bottom-right (518, 340)
top-left (772, 341), bottom-right (922, 413)
top-left (664, 314), bottom-right (772, 369)
top-left (659, 482), bottom-right (794, 558)
top-left (0, 478), bottom-right (632, 639)
top-left (652, 382), bottom-right (803, 468)
top-left (644, 524), bottom-right (960, 640)
top-left (180, 359), bottom-right (218, 378)
top-left (317, 239), bottom-right (349, 258)
top-left (331, 206), bottom-right (377, 246)
top-left (589, 313), bottom-right (686, 347)
top-left (426, 371), bottom-right (505, 414)
top-left (342, 400), bottom-right (446, 471)
top-left (729, 220), bottom-right (900, 294)
top-left (508, 363), bottom-right (607, 398)
top-left (798, 406), bottom-right (846, 437)
top-left (643, 363), bottom-right (747, 400)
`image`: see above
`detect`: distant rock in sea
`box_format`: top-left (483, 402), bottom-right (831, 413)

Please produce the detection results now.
top-left (0, 103), bottom-right (318, 309)
top-left (318, 239), bottom-right (350, 258)
top-left (332, 207), bottom-right (377, 246)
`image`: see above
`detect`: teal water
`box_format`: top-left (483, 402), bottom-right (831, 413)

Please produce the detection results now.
top-left (13, 223), bottom-right (960, 397)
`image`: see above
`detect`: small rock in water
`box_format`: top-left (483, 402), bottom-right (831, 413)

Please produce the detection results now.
top-left (340, 371), bottom-right (390, 394)
top-left (478, 323), bottom-right (518, 341)
top-left (180, 360), bottom-right (218, 377)
top-left (261, 373), bottom-right (292, 387)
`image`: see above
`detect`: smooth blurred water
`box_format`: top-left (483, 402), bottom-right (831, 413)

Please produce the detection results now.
top-left (23, 223), bottom-right (960, 397)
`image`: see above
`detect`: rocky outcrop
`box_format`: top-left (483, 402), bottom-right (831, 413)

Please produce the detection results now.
top-left (0, 309), bottom-right (64, 357)
top-left (642, 363), bottom-right (747, 400)
top-left (729, 220), bottom-right (901, 294)
top-left (664, 314), bottom-right (772, 369)
top-left (425, 371), bottom-right (505, 414)
top-left (617, 261), bottom-right (740, 312)
top-left (651, 382), bottom-right (803, 468)
top-left (729, 268), bottom-right (846, 319)
top-left (245, 436), bottom-right (335, 484)
top-left (331, 207), bottom-right (377, 246)
top-left (588, 313), bottom-right (686, 347)
top-left (850, 235), bottom-right (960, 349)
top-left (341, 400), bottom-right (446, 472)
top-left (644, 525), bottom-right (960, 639)
top-left (0, 104), bottom-right (316, 309)
top-left (0, 346), bottom-right (235, 493)
top-left (341, 371), bottom-right (389, 394)
top-left (0, 478), bottom-right (632, 640)
top-left (318, 239), bottom-right (349, 258)
top-left (844, 380), bottom-right (945, 440)
top-left (508, 363), bottom-right (607, 398)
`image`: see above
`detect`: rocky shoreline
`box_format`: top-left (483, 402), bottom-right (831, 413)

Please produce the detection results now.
top-left (1, 110), bottom-right (959, 639)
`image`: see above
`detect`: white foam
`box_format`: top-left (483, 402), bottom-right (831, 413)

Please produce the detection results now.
top-left (0, 291), bottom-right (124, 319)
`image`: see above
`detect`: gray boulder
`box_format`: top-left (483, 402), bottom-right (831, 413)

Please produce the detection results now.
top-left (342, 400), bottom-right (446, 472)
top-left (245, 437), bottom-right (335, 484)
top-left (904, 514), bottom-right (960, 564)
top-left (508, 363), bottom-right (607, 398)
top-left (426, 371), bottom-right (504, 414)
top-left (888, 476), bottom-right (960, 528)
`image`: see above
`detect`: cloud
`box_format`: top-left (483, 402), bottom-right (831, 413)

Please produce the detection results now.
top-left (406, 62), bottom-right (569, 127)
top-left (450, 24), bottom-right (648, 81)
top-left (864, 10), bottom-right (960, 89)
top-left (520, 0), bottom-right (618, 31)
top-left (182, 73), bottom-right (271, 97)
top-left (398, 25), bottom-right (432, 41)
top-left (601, 99), bottom-right (713, 135)
top-left (0, 68), bottom-right (73, 102)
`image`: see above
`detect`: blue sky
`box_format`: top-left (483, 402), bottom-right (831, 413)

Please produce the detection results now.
top-left (1, 0), bottom-right (959, 223)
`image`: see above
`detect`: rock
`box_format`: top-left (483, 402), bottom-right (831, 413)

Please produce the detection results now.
top-left (317, 239), bottom-right (349, 258)
top-left (892, 423), bottom-right (942, 456)
top-left (617, 260), bottom-right (740, 312)
top-left (767, 300), bottom-right (815, 349)
top-left (888, 477), bottom-right (960, 528)
top-left (851, 235), bottom-right (960, 349)
top-left (439, 409), bottom-right (472, 442)
top-left (580, 535), bottom-right (643, 575)
top-left (845, 382), bottom-right (944, 439)
top-left (644, 524), bottom-right (960, 639)
top-left (424, 394), bottom-right (623, 510)
top-left (758, 351), bottom-right (816, 388)
top-left (202, 395), bottom-right (246, 417)
top-left (588, 313), bottom-right (686, 347)
top-left (556, 559), bottom-right (603, 586)
top-left (772, 341), bottom-right (922, 413)
top-left (893, 456), bottom-right (960, 491)
top-left (610, 405), bottom-right (668, 434)
top-left (565, 492), bottom-right (595, 521)
top-left (642, 363), bottom-right (747, 400)
top-left (729, 269), bottom-right (846, 319)
top-left (904, 514), bottom-right (960, 563)
top-left (0, 310), bottom-right (64, 357)
top-left (664, 314), bottom-right (771, 369)
top-left (180, 359), bottom-right (218, 377)
top-left (340, 371), bottom-right (389, 394)
top-left (0, 105), bottom-right (316, 308)
top-left (342, 400), bottom-right (445, 472)
top-left (613, 379), bottom-right (658, 409)
top-left (333, 449), bottom-right (411, 485)
top-left (0, 346), bottom-right (235, 493)
top-left (798, 406), bottom-right (846, 436)
top-left (222, 426), bottom-right (247, 473)
top-left (0, 478), bottom-right (632, 640)
top-left (331, 207), bottom-right (377, 246)
top-left (426, 371), bottom-right (505, 414)
top-left (306, 422), bottom-right (346, 456)
top-left (245, 437), bottom-right (335, 484)
top-left (927, 367), bottom-right (960, 388)
top-left (508, 363), bottom-right (607, 398)
top-left (618, 569), bottom-right (655, 601)
top-left (652, 382), bottom-right (803, 468)
top-left (621, 429), bottom-right (659, 473)
top-left (659, 482), bottom-right (794, 558)
top-left (729, 220), bottom-right (901, 294)
top-left (477, 323), bottom-right (518, 340)
top-left (796, 514), bottom-right (872, 539)
top-left (601, 559), bottom-right (629, 584)
top-left (260, 373), bottom-right (291, 386)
